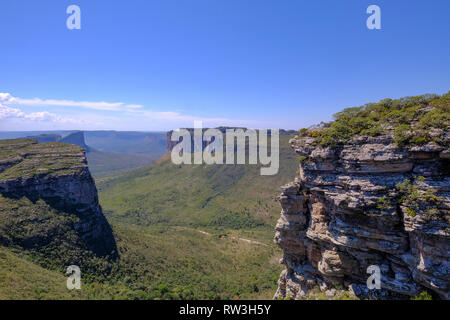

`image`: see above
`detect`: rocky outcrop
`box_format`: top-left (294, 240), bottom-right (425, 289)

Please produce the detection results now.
top-left (0, 139), bottom-right (116, 259)
top-left (274, 134), bottom-right (449, 299)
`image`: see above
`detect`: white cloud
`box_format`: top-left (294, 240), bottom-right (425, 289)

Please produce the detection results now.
top-left (0, 92), bottom-right (270, 131)
top-left (1, 93), bottom-right (142, 111)
top-left (0, 104), bottom-right (25, 119)
top-left (124, 104), bottom-right (143, 110)
top-left (0, 93), bottom-right (17, 105)
top-left (24, 111), bottom-right (78, 123)
top-left (131, 109), bottom-right (228, 123)
top-left (0, 101), bottom-right (80, 124)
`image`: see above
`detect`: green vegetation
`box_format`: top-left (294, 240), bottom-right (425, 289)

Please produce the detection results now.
top-left (299, 287), bottom-right (358, 301)
top-left (0, 134), bottom-right (296, 300)
top-left (97, 224), bottom-right (282, 299)
top-left (0, 195), bottom-right (115, 280)
top-left (97, 135), bottom-right (297, 229)
top-left (90, 134), bottom-right (297, 299)
top-left (298, 156), bottom-right (307, 163)
top-left (0, 246), bottom-right (89, 300)
top-left (0, 222), bottom-right (283, 300)
top-left (395, 178), bottom-right (445, 218)
top-left (0, 139), bottom-right (85, 180)
top-left (298, 92), bottom-right (450, 147)
top-left (376, 196), bottom-right (392, 211)
top-left (411, 291), bottom-right (433, 300)
top-left (86, 150), bottom-right (157, 178)
top-left (405, 208), bottom-right (416, 217)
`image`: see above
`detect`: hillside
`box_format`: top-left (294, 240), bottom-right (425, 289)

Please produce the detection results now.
top-left (0, 246), bottom-right (88, 300)
top-left (0, 134), bottom-right (297, 300)
top-left (86, 150), bottom-right (158, 178)
top-left (94, 133), bottom-right (298, 298)
top-left (98, 134), bottom-right (298, 231)
top-left (85, 131), bottom-right (167, 177)
top-left (85, 131), bottom-right (166, 157)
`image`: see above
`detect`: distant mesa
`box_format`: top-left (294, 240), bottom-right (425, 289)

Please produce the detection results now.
top-left (23, 133), bottom-right (62, 143)
top-left (25, 131), bottom-right (90, 152)
top-left (166, 127), bottom-right (297, 153)
top-left (59, 131), bottom-right (90, 152)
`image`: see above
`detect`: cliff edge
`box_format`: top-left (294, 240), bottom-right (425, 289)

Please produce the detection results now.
top-left (274, 93), bottom-right (449, 299)
top-left (0, 139), bottom-right (117, 268)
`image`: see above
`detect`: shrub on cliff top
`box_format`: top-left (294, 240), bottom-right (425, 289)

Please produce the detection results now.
top-left (411, 291), bottom-right (433, 300)
top-left (312, 92), bottom-right (450, 147)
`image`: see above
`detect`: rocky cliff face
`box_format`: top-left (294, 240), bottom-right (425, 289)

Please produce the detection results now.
top-left (0, 139), bottom-right (116, 260)
top-left (274, 134), bottom-right (449, 299)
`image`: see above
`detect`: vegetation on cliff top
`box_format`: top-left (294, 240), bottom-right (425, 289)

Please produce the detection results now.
top-left (298, 92), bottom-right (450, 147)
top-left (395, 177), bottom-right (445, 218)
top-left (0, 139), bottom-right (86, 180)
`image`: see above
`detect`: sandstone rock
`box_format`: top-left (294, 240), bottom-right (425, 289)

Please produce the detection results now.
top-left (274, 133), bottom-right (450, 300)
top-left (0, 139), bottom-right (117, 260)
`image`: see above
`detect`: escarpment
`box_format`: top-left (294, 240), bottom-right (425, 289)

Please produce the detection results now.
top-left (0, 139), bottom-right (117, 265)
top-left (274, 96), bottom-right (449, 300)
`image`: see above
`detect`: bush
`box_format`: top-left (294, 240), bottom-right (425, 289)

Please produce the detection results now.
top-left (405, 208), bottom-right (416, 217)
top-left (311, 92), bottom-right (450, 147)
top-left (376, 196), bottom-right (391, 211)
top-left (394, 125), bottom-right (412, 147)
top-left (411, 291), bottom-right (433, 300)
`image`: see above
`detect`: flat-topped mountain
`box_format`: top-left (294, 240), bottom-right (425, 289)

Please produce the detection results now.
top-left (0, 139), bottom-right (117, 271)
top-left (24, 131), bottom-right (90, 151)
top-left (5, 131), bottom-right (167, 178)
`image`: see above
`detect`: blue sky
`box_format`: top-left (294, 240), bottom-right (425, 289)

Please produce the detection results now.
top-left (0, 0), bottom-right (449, 131)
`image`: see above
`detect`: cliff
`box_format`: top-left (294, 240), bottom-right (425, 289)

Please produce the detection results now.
top-left (0, 139), bottom-right (116, 266)
top-left (59, 131), bottom-right (90, 152)
top-left (274, 94), bottom-right (449, 300)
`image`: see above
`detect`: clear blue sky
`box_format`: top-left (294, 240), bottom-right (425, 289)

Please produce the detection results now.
top-left (0, 0), bottom-right (449, 131)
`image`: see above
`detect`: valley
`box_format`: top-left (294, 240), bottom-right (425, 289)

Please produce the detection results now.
top-left (0, 133), bottom-right (298, 300)
top-left (0, 93), bottom-right (448, 300)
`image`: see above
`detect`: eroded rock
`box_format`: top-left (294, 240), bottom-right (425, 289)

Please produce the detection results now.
top-left (274, 135), bottom-right (449, 300)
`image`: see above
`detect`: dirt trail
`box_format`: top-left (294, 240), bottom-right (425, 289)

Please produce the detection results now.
top-left (173, 227), bottom-right (269, 247)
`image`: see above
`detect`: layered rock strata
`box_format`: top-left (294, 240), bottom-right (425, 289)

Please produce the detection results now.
top-left (0, 139), bottom-right (116, 258)
top-left (274, 135), bottom-right (449, 299)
